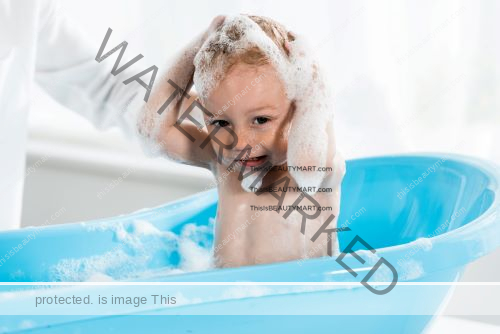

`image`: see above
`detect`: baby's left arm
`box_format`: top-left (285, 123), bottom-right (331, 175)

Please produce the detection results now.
top-left (136, 16), bottom-right (225, 168)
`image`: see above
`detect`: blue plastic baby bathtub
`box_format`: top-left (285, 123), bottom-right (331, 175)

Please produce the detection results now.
top-left (0, 154), bottom-right (499, 333)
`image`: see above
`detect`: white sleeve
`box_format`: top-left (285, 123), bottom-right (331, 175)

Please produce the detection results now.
top-left (34, 1), bottom-right (146, 141)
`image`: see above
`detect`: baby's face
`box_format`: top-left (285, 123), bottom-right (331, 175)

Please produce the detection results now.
top-left (202, 63), bottom-right (294, 169)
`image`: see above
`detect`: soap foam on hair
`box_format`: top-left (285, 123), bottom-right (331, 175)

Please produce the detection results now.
top-left (194, 14), bottom-right (337, 194)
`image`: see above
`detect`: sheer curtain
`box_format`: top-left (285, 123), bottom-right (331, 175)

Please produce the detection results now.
top-left (30, 0), bottom-right (499, 163)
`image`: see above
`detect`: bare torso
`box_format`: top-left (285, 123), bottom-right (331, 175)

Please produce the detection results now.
top-left (211, 161), bottom-right (342, 268)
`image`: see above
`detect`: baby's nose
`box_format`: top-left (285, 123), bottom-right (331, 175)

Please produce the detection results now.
top-left (233, 128), bottom-right (256, 151)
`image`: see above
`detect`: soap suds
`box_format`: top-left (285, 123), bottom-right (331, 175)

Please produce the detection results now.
top-left (369, 263), bottom-right (394, 283)
top-left (399, 259), bottom-right (425, 280)
top-left (414, 237), bottom-right (433, 251)
top-left (194, 15), bottom-right (298, 100)
top-left (356, 249), bottom-right (380, 266)
top-left (178, 223), bottom-right (214, 271)
top-left (50, 219), bottom-right (214, 282)
top-left (49, 248), bottom-right (147, 282)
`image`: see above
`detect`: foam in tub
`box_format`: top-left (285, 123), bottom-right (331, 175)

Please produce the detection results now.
top-left (399, 259), bottom-right (425, 281)
top-left (1, 155), bottom-right (499, 334)
top-left (51, 219), bottom-right (213, 282)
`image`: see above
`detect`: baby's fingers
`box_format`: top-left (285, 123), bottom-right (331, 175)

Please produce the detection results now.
top-left (207, 15), bottom-right (226, 35)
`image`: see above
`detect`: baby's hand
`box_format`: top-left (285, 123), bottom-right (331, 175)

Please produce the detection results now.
top-left (202, 15), bottom-right (226, 43)
top-left (194, 15), bottom-right (226, 83)
top-left (285, 37), bottom-right (340, 195)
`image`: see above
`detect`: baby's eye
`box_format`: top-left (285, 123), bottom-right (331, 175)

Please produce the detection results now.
top-left (253, 117), bottom-right (269, 125)
top-left (211, 120), bottom-right (230, 127)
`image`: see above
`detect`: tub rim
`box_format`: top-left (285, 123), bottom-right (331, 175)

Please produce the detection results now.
top-left (1, 153), bottom-right (498, 284)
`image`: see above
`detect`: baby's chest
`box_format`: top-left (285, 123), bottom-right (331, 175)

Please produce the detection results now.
top-left (219, 182), bottom-right (334, 222)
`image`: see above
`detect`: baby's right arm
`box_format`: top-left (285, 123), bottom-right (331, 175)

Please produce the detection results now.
top-left (137, 16), bottom-right (225, 169)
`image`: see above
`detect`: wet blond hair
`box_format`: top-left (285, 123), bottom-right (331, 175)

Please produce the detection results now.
top-left (204, 15), bottom-right (295, 74)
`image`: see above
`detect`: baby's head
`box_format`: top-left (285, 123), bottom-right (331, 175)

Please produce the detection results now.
top-left (194, 15), bottom-right (297, 168)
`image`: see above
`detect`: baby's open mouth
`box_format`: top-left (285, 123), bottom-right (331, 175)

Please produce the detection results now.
top-left (238, 155), bottom-right (268, 167)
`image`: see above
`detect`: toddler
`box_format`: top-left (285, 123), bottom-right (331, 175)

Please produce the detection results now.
top-left (138, 15), bottom-right (345, 268)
